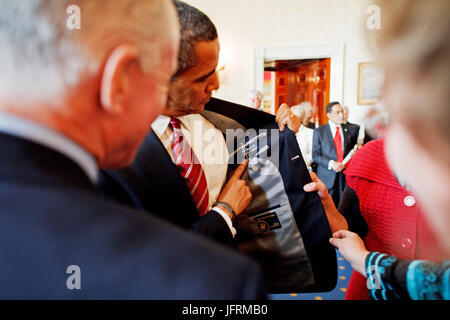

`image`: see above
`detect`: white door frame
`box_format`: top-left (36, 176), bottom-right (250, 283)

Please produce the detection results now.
top-left (253, 43), bottom-right (345, 113)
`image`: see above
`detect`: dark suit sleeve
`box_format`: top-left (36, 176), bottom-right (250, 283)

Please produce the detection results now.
top-left (99, 168), bottom-right (236, 248)
top-left (239, 261), bottom-right (268, 299)
top-left (338, 185), bottom-right (368, 238)
top-left (352, 125), bottom-right (360, 146)
top-left (312, 129), bottom-right (330, 169)
top-left (190, 211), bottom-right (235, 247)
top-left (364, 130), bottom-right (374, 144)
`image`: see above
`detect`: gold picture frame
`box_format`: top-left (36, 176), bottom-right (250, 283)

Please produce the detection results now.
top-left (358, 62), bottom-right (384, 105)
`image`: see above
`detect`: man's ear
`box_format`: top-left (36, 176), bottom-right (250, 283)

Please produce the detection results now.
top-left (100, 44), bottom-right (138, 115)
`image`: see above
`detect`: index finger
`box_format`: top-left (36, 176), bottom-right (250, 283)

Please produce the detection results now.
top-left (308, 171), bottom-right (319, 182)
top-left (303, 182), bottom-right (320, 192)
top-left (232, 159), bottom-right (248, 179)
top-left (275, 104), bottom-right (289, 122)
top-left (332, 230), bottom-right (351, 239)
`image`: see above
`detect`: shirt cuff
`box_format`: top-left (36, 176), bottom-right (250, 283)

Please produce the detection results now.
top-left (211, 206), bottom-right (237, 238)
top-left (328, 160), bottom-right (334, 170)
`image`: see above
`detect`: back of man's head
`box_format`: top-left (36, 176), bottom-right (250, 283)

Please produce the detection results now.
top-left (172, 0), bottom-right (217, 78)
top-left (0, 0), bottom-right (178, 105)
top-left (291, 104), bottom-right (306, 122)
top-left (0, 0), bottom-right (179, 168)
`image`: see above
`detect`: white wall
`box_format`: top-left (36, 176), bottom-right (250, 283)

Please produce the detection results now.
top-left (185, 0), bottom-right (377, 125)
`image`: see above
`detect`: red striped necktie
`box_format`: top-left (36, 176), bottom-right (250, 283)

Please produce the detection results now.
top-left (169, 117), bottom-right (209, 216)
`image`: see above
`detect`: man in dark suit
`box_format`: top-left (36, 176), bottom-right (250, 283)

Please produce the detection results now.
top-left (100, 0), bottom-right (300, 247)
top-left (312, 102), bottom-right (359, 207)
top-left (100, 1), bottom-right (338, 293)
top-left (343, 106), bottom-right (361, 133)
top-left (343, 105), bottom-right (374, 145)
top-left (0, 0), bottom-right (265, 299)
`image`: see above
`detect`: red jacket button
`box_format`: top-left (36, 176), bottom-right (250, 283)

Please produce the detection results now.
top-left (401, 237), bottom-right (413, 249)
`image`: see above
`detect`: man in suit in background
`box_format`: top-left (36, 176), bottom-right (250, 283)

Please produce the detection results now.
top-left (342, 106), bottom-right (361, 132)
top-left (312, 102), bottom-right (359, 207)
top-left (100, 0), bottom-right (299, 247)
top-left (0, 0), bottom-right (265, 299)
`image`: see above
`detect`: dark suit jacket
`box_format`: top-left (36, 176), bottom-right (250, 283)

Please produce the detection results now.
top-left (0, 132), bottom-right (265, 299)
top-left (100, 98), bottom-right (337, 293)
top-left (99, 99), bottom-right (279, 246)
top-left (312, 123), bottom-right (359, 189)
top-left (99, 128), bottom-right (235, 245)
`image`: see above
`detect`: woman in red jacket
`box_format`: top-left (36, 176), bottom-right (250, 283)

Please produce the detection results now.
top-left (305, 0), bottom-right (450, 300)
top-left (334, 139), bottom-right (447, 299)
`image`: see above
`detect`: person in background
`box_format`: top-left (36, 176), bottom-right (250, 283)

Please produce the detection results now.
top-left (361, 103), bottom-right (390, 144)
top-left (0, 0), bottom-right (266, 299)
top-left (249, 89), bottom-right (263, 110)
top-left (291, 105), bottom-right (314, 171)
top-left (306, 0), bottom-right (450, 300)
top-left (342, 105), bottom-right (366, 147)
top-left (342, 106), bottom-right (357, 128)
top-left (312, 102), bottom-right (359, 207)
top-left (298, 101), bottom-right (316, 129)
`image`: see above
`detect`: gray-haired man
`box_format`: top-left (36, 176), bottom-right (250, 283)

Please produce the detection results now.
top-left (0, 0), bottom-right (265, 299)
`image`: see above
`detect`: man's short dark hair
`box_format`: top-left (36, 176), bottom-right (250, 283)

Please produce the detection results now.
top-left (326, 101), bottom-right (341, 114)
top-left (172, 1), bottom-right (218, 79)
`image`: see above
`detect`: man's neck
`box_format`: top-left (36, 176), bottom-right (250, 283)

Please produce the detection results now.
top-left (329, 120), bottom-right (341, 127)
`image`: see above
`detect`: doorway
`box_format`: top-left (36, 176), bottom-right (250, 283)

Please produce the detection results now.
top-left (265, 58), bottom-right (330, 126)
top-left (253, 43), bottom-right (344, 126)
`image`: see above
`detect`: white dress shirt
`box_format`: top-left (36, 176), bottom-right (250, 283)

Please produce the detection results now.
top-left (295, 125), bottom-right (314, 170)
top-left (0, 112), bottom-right (98, 184)
top-left (152, 114), bottom-right (236, 236)
top-left (327, 121), bottom-right (345, 170)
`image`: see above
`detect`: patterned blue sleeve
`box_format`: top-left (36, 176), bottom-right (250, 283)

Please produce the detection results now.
top-left (365, 252), bottom-right (450, 300)
top-left (406, 260), bottom-right (450, 300)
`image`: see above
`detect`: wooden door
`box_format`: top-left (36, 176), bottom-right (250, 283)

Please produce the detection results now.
top-left (274, 70), bottom-right (288, 113)
top-left (313, 58), bottom-right (331, 125)
top-left (274, 58), bottom-right (330, 125)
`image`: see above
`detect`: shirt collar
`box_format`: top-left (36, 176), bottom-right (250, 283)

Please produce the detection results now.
top-left (328, 121), bottom-right (341, 133)
top-left (0, 112), bottom-right (98, 184)
top-left (151, 115), bottom-right (171, 136)
top-left (151, 114), bottom-right (194, 136)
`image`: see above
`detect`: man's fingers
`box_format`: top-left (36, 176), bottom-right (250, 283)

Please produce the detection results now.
top-left (329, 237), bottom-right (340, 248)
top-left (275, 105), bottom-right (286, 122)
top-left (232, 159), bottom-right (248, 179)
top-left (276, 104), bottom-right (290, 131)
top-left (278, 117), bottom-right (287, 131)
top-left (277, 103), bottom-right (289, 115)
top-left (332, 230), bottom-right (351, 239)
top-left (303, 182), bottom-right (319, 192)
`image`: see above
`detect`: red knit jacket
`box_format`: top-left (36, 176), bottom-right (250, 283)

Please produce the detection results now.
top-left (343, 138), bottom-right (446, 300)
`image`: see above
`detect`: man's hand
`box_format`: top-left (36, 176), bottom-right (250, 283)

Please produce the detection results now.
top-left (329, 230), bottom-right (370, 276)
top-left (217, 160), bottom-right (252, 219)
top-left (275, 103), bottom-right (300, 133)
top-left (331, 160), bottom-right (345, 172)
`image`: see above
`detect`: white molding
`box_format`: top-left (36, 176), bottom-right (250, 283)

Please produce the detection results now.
top-left (253, 43), bottom-right (345, 104)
